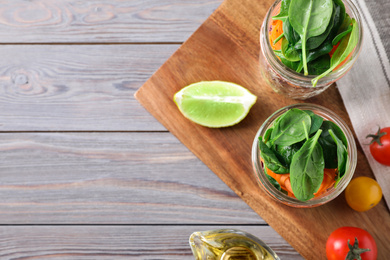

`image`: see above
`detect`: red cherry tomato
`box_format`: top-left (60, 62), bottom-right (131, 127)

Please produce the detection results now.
top-left (367, 127), bottom-right (390, 166)
top-left (326, 227), bottom-right (377, 260)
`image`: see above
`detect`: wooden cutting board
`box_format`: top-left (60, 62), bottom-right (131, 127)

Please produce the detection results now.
top-left (135, 0), bottom-right (390, 258)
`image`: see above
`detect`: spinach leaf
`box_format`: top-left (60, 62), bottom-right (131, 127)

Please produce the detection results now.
top-left (329, 129), bottom-right (348, 182)
top-left (259, 137), bottom-right (289, 174)
top-left (295, 1), bottom-right (345, 71)
top-left (332, 25), bottom-right (352, 46)
top-left (290, 130), bottom-right (325, 201)
top-left (282, 37), bottom-right (300, 62)
top-left (289, 0), bottom-right (333, 75)
top-left (270, 108), bottom-right (311, 146)
top-left (304, 0), bottom-right (345, 49)
top-left (295, 60), bottom-right (303, 73)
top-left (274, 50), bottom-right (302, 71)
top-left (275, 141), bottom-right (303, 166)
top-left (294, 1), bottom-right (337, 51)
top-left (307, 55), bottom-right (331, 75)
top-left (332, 0), bottom-right (351, 34)
top-left (339, 14), bottom-right (352, 30)
top-left (305, 41), bottom-right (334, 64)
top-left (318, 133), bottom-right (338, 169)
top-left (322, 120), bottom-right (348, 147)
top-left (303, 110), bottom-right (324, 135)
top-left (283, 18), bottom-right (300, 45)
top-left (330, 0), bottom-right (346, 36)
top-left (273, 50), bottom-right (282, 56)
top-left (263, 127), bottom-right (273, 143)
top-left (273, 33), bottom-right (285, 45)
top-left (273, 0), bottom-right (291, 22)
top-left (318, 120), bottom-right (348, 168)
top-left (312, 18), bottom-right (359, 86)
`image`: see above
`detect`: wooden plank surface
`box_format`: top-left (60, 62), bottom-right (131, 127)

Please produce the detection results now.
top-left (0, 132), bottom-right (261, 224)
top-left (135, 0), bottom-right (390, 258)
top-left (0, 45), bottom-right (178, 131)
top-left (0, 225), bottom-right (301, 259)
top-left (0, 0), bottom-right (321, 258)
top-left (0, 0), bottom-right (222, 43)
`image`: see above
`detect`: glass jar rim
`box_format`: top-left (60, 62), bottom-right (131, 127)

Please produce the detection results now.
top-left (251, 103), bottom-right (357, 207)
top-left (260, 0), bottom-right (364, 88)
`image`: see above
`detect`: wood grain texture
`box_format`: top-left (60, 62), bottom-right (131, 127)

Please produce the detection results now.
top-left (0, 132), bottom-right (262, 224)
top-left (0, 0), bottom-right (304, 258)
top-left (135, 0), bottom-right (390, 258)
top-left (0, 225), bottom-right (302, 259)
top-left (0, 0), bottom-right (222, 43)
top-left (0, 44), bottom-right (179, 131)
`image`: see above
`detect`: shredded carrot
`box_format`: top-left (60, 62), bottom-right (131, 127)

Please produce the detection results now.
top-left (268, 3), bottom-right (282, 50)
top-left (279, 174), bottom-right (289, 187)
top-left (265, 167), bottom-right (288, 185)
top-left (314, 168), bottom-right (337, 197)
top-left (283, 177), bottom-right (294, 195)
top-left (269, 19), bottom-right (283, 50)
top-left (265, 167), bottom-right (337, 199)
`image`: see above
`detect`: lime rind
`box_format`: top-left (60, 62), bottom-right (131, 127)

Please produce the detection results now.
top-left (173, 81), bottom-right (257, 128)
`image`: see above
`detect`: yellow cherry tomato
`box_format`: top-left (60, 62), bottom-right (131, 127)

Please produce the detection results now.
top-left (345, 176), bottom-right (382, 212)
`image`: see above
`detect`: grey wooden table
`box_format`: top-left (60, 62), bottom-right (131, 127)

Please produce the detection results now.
top-left (0, 1), bottom-right (303, 258)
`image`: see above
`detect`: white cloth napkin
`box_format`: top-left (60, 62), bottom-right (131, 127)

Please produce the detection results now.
top-left (337, 0), bottom-right (390, 210)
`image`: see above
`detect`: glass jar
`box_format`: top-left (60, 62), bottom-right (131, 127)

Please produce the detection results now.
top-left (189, 229), bottom-right (280, 260)
top-left (251, 103), bottom-right (357, 208)
top-left (259, 0), bottom-right (363, 100)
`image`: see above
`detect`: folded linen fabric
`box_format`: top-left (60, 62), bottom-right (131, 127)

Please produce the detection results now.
top-left (337, 0), bottom-right (390, 210)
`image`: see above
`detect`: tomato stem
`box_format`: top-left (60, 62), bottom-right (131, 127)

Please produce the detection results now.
top-left (346, 237), bottom-right (370, 260)
top-left (366, 126), bottom-right (387, 146)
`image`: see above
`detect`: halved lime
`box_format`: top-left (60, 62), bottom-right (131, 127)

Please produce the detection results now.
top-left (173, 81), bottom-right (257, 128)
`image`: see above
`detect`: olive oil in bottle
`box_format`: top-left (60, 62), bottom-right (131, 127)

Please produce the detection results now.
top-left (189, 229), bottom-right (280, 260)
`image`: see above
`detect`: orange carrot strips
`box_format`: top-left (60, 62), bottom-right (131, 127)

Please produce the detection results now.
top-left (269, 20), bottom-right (283, 50)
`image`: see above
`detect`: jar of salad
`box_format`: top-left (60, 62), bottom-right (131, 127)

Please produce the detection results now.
top-left (252, 103), bottom-right (357, 207)
top-left (259, 0), bottom-right (363, 100)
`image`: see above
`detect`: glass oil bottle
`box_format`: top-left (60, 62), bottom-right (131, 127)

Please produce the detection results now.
top-left (189, 229), bottom-right (280, 260)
